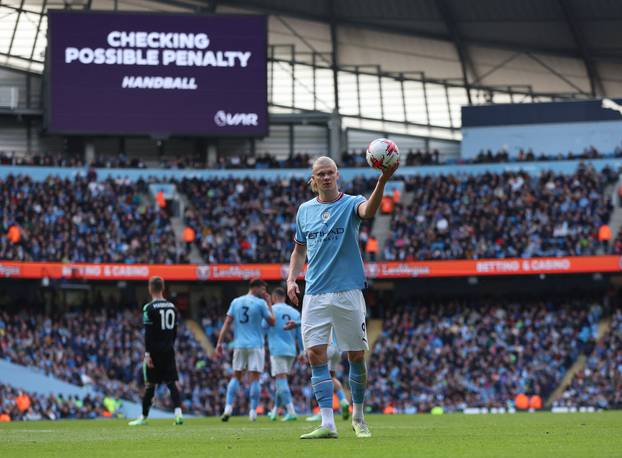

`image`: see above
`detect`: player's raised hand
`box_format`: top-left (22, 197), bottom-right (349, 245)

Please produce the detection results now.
top-left (287, 280), bottom-right (300, 306)
top-left (380, 160), bottom-right (399, 181)
top-left (283, 319), bottom-right (298, 331)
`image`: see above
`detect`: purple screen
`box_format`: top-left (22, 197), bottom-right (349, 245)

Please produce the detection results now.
top-left (47, 11), bottom-right (267, 136)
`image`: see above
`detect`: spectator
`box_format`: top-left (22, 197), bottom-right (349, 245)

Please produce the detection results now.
top-left (366, 235), bottom-right (379, 262)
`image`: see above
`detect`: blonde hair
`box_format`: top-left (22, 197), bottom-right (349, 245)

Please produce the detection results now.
top-left (308, 156), bottom-right (337, 194)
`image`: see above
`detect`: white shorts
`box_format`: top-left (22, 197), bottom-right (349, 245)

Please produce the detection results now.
top-left (327, 344), bottom-right (341, 372)
top-left (270, 356), bottom-right (295, 377)
top-left (301, 289), bottom-right (368, 352)
top-left (232, 348), bottom-right (265, 372)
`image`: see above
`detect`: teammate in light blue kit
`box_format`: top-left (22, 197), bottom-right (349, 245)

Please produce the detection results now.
top-left (287, 156), bottom-right (398, 439)
top-left (216, 279), bottom-right (275, 422)
top-left (264, 287), bottom-right (303, 422)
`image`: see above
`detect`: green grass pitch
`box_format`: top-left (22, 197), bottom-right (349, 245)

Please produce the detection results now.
top-left (1, 412), bottom-right (622, 458)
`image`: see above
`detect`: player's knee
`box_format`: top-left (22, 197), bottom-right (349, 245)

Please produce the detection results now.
top-left (307, 346), bottom-right (328, 366)
top-left (347, 350), bottom-right (365, 363)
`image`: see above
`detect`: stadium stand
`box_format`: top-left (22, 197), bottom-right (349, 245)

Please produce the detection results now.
top-left (0, 384), bottom-right (104, 421)
top-left (3, 145), bottom-right (619, 171)
top-left (366, 296), bottom-right (605, 414)
top-left (1, 163), bottom-right (619, 264)
top-left (554, 309), bottom-right (622, 410)
top-left (0, 303), bottom-right (312, 417)
top-left (0, 174), bottom-right (186, 264)
top-left (178, 175), bottom-right (376, 264)
top-left (384, 164), bottom-right (617, 260)
top-left (2, 293), bottom-right (618, 420)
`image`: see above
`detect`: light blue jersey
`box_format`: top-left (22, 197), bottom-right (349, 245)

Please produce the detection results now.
top-left (227, 294), bottom-right (272, 349)
top-left (295, 192), bottom-right (366, 295)
top-left (264, 303), bottom-right (302, 357)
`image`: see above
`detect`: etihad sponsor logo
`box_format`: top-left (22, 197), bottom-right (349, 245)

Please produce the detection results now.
top-left (0, 264), bottom-right (21, 277)
top-left (307, 227), bottom-right (344, 240)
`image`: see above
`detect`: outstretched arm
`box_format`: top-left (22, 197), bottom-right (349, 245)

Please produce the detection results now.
top-left (357, 163), bottom-right (399, 219)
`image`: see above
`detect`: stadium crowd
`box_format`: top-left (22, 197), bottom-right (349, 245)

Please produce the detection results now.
top-left (554, 309), bottom-right (622, 409)
top-left (0, 307), bottom-right (213, 414)
top-left (366, 297), bottom-right (603, 413)
top-left (0, 164), bottom-right (618, 264)
top-left (0, 163), bottom-right (619, 264)
top-left (1, 294), bottom-right (619, 420)
top-left (0, 384), bottom-right (104, 421)
top-left (0, 174), bottom-right (186, 264)
top-left (0, 304), bottom-right (310, 417)
top-left (385, 164), bottom-right (616, 260)
top-left (178, 175), bottom-right (376, 263)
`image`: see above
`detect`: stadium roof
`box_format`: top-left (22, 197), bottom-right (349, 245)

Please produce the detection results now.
top-left (210, 0), bottom-right (622, 96)
top-left (1, 0), bottom-right (620, 100)
top-left (211, 0), bottom-right (622, 58)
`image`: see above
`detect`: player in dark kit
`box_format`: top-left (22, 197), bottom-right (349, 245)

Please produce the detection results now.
top-left (128, 276), bottom-right (184, 426)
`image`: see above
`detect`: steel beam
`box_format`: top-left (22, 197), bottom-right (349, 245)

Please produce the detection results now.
top-left (435, 0), bottom-right (474, 105)
top-left (558, 0), bottom-right (604, 97)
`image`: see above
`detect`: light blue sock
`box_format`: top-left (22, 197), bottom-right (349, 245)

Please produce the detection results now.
top-left (273, 385), bottom-right (281, 410)
top-left (276, 378), bottom-right (292, 406)
top-left (335, 388), bottom-right (347, 403)
top-left (311, 364), bottom-right (333, 409)
top-left (250, 380), bottom-right (260, 410)
top-left (226, 378), bottom-right (239, 406)
top-left (349, 361), bottom-right (367, 404)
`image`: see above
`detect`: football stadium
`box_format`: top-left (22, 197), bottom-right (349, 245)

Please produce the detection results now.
top-left (1, 0), bottom-right (622, 456)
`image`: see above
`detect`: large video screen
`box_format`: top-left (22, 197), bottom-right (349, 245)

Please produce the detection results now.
top-left (46, 10), bottom-right (267, 136)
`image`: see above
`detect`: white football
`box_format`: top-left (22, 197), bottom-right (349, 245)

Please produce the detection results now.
top-left (366, 138), bottom-right (400, 170)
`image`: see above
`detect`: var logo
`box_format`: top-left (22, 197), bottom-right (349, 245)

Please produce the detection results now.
top-left (214, 110), bottom-right (258, 127)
